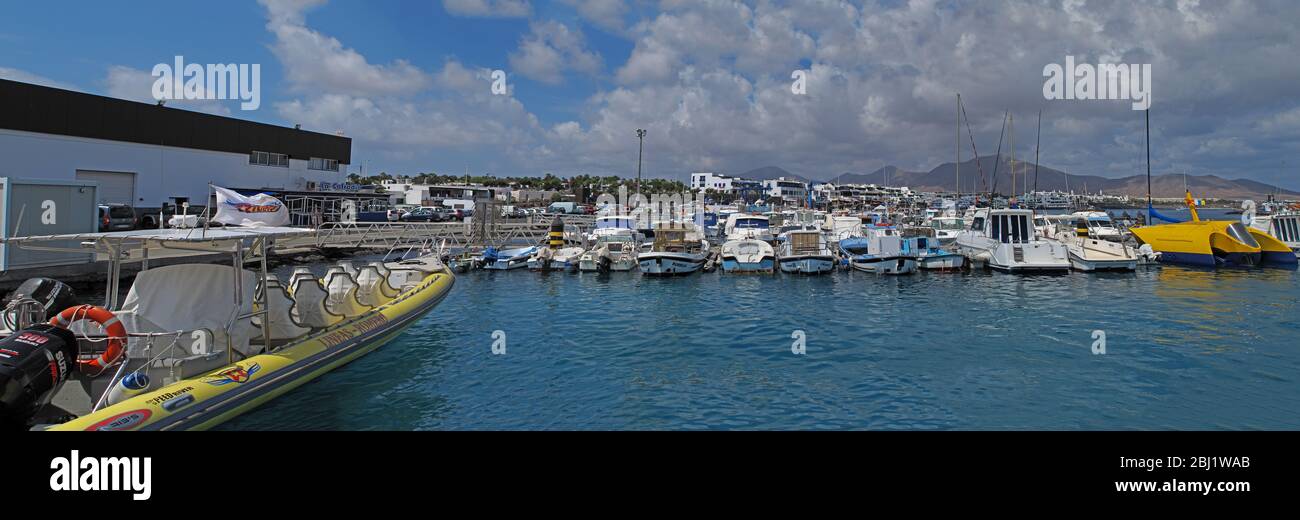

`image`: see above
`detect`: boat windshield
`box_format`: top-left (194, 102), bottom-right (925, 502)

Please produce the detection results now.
top-left (1226, 222), bottom-right (1260, 248)
top-left (932, 219), bottom-right (964, 231)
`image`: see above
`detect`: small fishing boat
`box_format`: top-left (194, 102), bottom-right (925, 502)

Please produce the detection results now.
top-left (0, 226), bottom-right (454, 431)
top-left (578, 234), bottom-right (639, 271)
top-left (482, 246), bottom-right (537, 270)
top-left (840, 222), bottom-right (917, 275)
top-left (954, 208), bottom-right (1070, 273)
top-left (777, 229), bottom-right (835, 274)
top-left (905, 236), bottom-right (965, 270)
top-left (528, 246), bottom-right (584, 271)
top-left (638, 223), bottom-right (709, 276)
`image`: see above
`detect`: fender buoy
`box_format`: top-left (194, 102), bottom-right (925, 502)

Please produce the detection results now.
top-left (49, 305), bottom-right (126, 371)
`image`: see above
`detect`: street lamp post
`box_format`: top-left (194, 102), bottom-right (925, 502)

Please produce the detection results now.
top-left (636, 129), bottom-right (647, 197)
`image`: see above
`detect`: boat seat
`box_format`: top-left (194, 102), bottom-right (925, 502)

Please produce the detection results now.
top-left (252, 274), bottom-right (312, 341)
top-left (386, 268), bottom-right (422, 290)
top-left (290, 275), bottom-right (342, 329)
top-left (324, 268), bottom-right (371, 318)
top-left (369, 261), bottom-right (391, 280)
top-left (355, 265), bottom-right (398, 305)
top-left (337, 261), bottom-right (358, 278)
top-left (288, 267), bottom-right (315, 295)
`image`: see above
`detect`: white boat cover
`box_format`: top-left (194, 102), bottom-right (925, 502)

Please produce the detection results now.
top-left (120, 264), bottom-right (259, 356)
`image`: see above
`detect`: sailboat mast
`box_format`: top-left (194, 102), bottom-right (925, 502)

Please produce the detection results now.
top-left (1010, 113), bottom-right (1016, 203)
top-left (1034, 109), bottom-right (1041, 194)
top-left (956, 93), bottom-right (961, 203)
top-left (1145, 108), bottom-right (1152, 210)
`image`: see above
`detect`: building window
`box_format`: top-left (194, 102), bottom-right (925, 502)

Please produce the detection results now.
top-left (309, 157), bottom-right (340, 172)
top-left (250, 150), bottom-right (289, 167)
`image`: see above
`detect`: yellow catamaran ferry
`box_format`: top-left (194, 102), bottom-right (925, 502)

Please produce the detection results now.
top-left (0, 226), bottom-right (454, 430)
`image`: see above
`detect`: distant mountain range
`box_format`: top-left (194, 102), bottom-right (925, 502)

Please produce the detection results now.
top-left (734, 158), bottom-right (1297, 199)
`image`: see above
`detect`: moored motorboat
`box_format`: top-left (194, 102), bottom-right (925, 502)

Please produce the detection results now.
top-left (638, 223), bottom-right (709, 276)
top-left (528, 246), bottom-right (584, 271)
top-left (482, 246), bottom-right (537, 270)
top-left (905, 236), bottom-right (965, 270)
top-left (954, 208), bottom-right (1070, 273)
top-left (720, 239), bottom-right (775, 273)
top-left (0, 226), bottom-right (454, 431)
top-left (578, 234), bottom-right (639, 271)
top-left (777, 229), bottom-right (835, 274)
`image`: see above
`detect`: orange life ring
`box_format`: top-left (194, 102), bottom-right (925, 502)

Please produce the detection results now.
top-left (48, 305), bottom-right (126, 371)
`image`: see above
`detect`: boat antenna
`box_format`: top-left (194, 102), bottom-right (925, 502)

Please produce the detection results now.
top-left (1033, 108), bottom-right (1042, 193)
top-left (989, 110), bottom-right (1008, 197)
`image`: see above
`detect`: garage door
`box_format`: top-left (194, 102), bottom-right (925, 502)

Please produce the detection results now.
top-left (75, 170), bottom-right (136, 205)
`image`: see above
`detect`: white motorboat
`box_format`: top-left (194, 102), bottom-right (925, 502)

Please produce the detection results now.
top-left (578, 234), bottom-right (639, 271)
top-left (777, 229), bottom-right (835, 274)
top-left (638, 223), bottom-right (709, 276)
top-left (528, 246), bottom-right (585, 271)
top-left (482, 246), bottom-right (537, 270)
top-left (586, 215), bottom-right (642, 243)
top-left (720, 239), bottom-right (775, 273)
top-left (1047, 217), bottom-right (1137, 271)
top-left (1248, 211), bottom-right (1300, 261)
top-left (928, 216), bottom-right (966, 245)
top-left (1070, 211), bottom-right (1124, 241)
top-left (955, 208), bottom-right (1069, 273)
top-left (722, 213), bottom-right (775, 242)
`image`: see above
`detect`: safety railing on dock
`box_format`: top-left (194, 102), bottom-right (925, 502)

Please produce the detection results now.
top-left (313, 214), bottom-right (597, 251)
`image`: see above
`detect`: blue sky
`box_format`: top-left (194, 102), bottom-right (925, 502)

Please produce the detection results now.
top-left (3, 0), bottom-right (1299, 191)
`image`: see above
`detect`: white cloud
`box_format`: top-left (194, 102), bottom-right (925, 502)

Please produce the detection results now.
top-left (509, 21), bottom-right (603, 85)
top-left (250, 0), bottom-right (1300, 189)
top-left (104, 65), bottom-right (232, 115)
top-left (559, 0), bottom-right (628, 33)
top-left (259, 0), bottom-right (429, 96)
top-left (442, 0), bottom-right (531, 18)
top-left (0, 67), bottom-right (77, 90)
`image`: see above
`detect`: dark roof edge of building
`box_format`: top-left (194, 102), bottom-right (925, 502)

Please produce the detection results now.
top-left (0, 78), bottom-right (351, 164)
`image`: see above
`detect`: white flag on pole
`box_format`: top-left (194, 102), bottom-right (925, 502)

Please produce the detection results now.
top-left (212, 186), bottom-right (289, 227)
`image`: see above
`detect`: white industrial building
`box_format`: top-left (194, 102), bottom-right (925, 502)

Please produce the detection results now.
top-left (763, 177), bottom-right (808, 202)
top-left (0, 78), bottom-right (362, 227)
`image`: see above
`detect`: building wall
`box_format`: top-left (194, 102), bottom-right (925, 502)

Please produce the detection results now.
top-left (0, 128), bottom-right (348, 209)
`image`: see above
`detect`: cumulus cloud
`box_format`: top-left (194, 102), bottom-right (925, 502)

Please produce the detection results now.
top-left (0, 66), bottom-right (77, 90)
top-left (442, 0), bottom-right (531, 18)
top-left (509, 21), bottom-right (603, 84)
top-left (558, 0), bottom-right (629, 33)
top-left (257, 0), bottom-right (1300, 189)
top-left (104, 65), bottom-right (232, 115)
top-left (259, 0), bottom-right (429, 96)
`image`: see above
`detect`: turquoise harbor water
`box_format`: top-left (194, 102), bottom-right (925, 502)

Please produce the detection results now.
top-left (226, 259), bottom-right (1300, 430)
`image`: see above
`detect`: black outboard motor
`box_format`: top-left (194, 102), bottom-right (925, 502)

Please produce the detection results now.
top-left (3, 277), bottom-right (77, 326)
top-left (0, 323), bottom-right (79, 429)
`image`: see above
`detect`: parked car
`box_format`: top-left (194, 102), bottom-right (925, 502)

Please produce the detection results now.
top-left (453, 208), bottom-right (474, 220)
top-left (98, 204), bottom-right (137, 232)
top-left (400, 208), bottom-right (439, 222)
